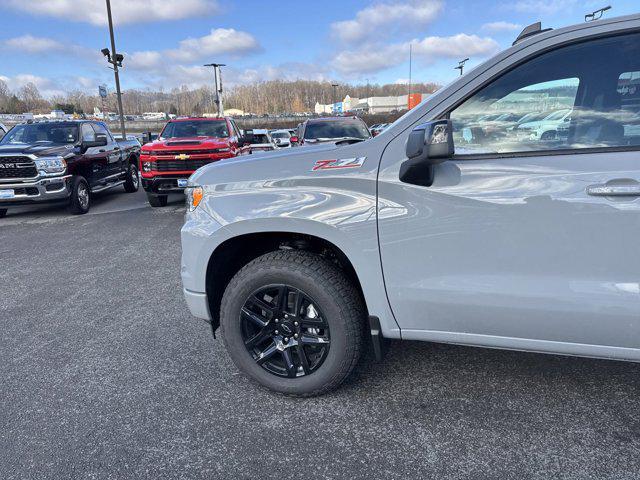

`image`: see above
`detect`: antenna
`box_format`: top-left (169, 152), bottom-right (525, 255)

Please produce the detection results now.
top-left (585, 5), bottom-right (611, 22)
top-left (454, 58), bottom-right (469, 76)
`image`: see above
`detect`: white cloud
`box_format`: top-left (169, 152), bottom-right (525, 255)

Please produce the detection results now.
top-left (481, 21), bottom-right (522, 33)
top-left (509, 0), bottom-right (577, 14)
top-left (167, 29), bottom-right (261, 63)
top-left (331, 0), bottom-right (443, 44)
top-left (127, 29), bottom-right (260, 72)
top-left (4, 0), bottom-right (218, 26)
top-left (412, 34), bottom-right (500, 58)
top-left (0, 74), bottom-right (66, 98)
top-left (333, 34), bottom-right (500, 75)
top-left (3, 35), bottom-right (65, 53)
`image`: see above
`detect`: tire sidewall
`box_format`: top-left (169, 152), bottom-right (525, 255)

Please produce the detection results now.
top-left (124, 162), bottom-right (139, 192)
top-left (221, 258), bottom-right (354, 395)
top-left (70, 176), bottom-right (90, 214)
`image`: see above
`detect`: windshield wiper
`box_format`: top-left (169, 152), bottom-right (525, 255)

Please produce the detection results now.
top-left (333, 137), bottom-right (367, 145)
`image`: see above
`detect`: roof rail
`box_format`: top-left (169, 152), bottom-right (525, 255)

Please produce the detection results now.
top-left (512, 22), bottom-right (553, 46)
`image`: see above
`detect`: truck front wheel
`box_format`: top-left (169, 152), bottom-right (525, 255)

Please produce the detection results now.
top-left (220, 250), bottom-right (365, 396)
top-left (147, 193), bottom-right (168, 207)
top-left (123, 162), bottom-right (139, 193)
top-left (68, 176), bottom-right (91, 215)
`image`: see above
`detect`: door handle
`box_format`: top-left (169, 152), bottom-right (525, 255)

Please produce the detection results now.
top-left (587, 180), bottom-right (640, 197)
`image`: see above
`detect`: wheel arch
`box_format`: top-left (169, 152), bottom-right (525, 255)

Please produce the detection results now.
top-left (205, 230), bottom-right (369, 334)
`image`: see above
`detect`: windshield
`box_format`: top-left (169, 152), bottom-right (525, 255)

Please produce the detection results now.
top-left (544, 109), bottom-right (570, 121)
top-left (271, 132), bottom-right (290, 139)
top-left (161, 120), bottom-right (229, 139)
top-left (304, 120), bottom-right (370, 140)
top-left (0, 123), bottom-right (79, 145)
top-left (249, 134), bottom-right (270, 144)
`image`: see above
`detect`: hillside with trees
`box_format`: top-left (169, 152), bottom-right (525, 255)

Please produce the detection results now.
top-left (0, 78), bottom-right (439, 116)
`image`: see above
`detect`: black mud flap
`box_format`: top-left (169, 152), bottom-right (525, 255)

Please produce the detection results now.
top-left (368, 316), bottom-right (386, 361)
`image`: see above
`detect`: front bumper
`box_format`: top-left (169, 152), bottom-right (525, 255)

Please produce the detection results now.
top-left (141, 176), bottom-right (189, 194)
top-left (0, 175), bottom-right (72, 207)
top-left (183, 288), bottom-right (212, 320)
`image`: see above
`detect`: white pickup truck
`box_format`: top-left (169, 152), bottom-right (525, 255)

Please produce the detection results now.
top-left (181, 14), bottom-right (640, 396)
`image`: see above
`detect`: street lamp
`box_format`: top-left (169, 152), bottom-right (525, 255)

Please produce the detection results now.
top-left (204, 63), bottom-right (226, 116)
top-left (455, 58), bottom-right (469, 76)
top-left (102, 0), bottom-right (126, 138)
top-left (331, 83), bottom-right (339, 115)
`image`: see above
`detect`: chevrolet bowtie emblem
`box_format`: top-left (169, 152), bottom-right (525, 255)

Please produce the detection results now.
top-left (175, 154), bottom-right (190, 160)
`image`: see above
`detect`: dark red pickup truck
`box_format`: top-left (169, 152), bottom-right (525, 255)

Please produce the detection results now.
top-left (140, 117), bottom-right (248, 207)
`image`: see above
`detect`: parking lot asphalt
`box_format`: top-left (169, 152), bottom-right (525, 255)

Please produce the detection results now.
top-left (2, 188), bottom-right (640, 480)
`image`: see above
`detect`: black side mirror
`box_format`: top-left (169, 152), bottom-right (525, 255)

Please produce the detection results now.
top-left (400, 119), bottom-right (453, 187)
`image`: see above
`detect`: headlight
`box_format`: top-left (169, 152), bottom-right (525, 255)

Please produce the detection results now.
top-left (186, 186), bottom-right (204, 212)
top-left (35, 157), bottom-right (66, 176)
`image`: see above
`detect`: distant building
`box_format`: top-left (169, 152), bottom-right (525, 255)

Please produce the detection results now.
top-left (316, 94), bottom-right (430, 115)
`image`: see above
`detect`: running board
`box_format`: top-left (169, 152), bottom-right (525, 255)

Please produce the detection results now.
top-left (91, 180), bottom-right (124, 193)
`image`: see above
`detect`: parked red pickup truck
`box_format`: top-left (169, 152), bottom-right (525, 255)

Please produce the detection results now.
top-left (140, 117), bottom-right (247, 207)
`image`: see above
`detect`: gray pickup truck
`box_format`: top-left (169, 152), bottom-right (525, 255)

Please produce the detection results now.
top-left (181, 14), bottom-right (640, 396)
top-left (0, 120), bottom-right (140, 216)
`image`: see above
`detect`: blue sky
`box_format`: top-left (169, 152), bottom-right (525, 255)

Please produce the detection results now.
top-left (0, 0), bottom-right (638, 98)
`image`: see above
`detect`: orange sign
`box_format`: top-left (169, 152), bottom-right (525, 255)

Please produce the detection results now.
top-left (408, 93), bottom-right (422, 110)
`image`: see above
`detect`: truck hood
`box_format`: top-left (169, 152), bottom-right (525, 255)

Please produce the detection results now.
top-left (0, 143), bottom-right (76, 158)
top-left (142, 137), bottom-right (230, 151)
top-left (190, 140), bottom-right (360, 186)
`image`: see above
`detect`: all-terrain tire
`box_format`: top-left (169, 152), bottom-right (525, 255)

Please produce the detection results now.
top-left (220, 250), bottom-right (365, 396)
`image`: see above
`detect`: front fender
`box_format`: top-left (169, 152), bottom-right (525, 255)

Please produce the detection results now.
top-left (181, 179), bottom-right (401, 338)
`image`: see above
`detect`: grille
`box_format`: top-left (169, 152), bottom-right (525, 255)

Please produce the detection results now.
top-left (151, 149), bottom-right (224, 156)
top-left (0, 157), bottom-right (37, 179)
top-left (150, 159), bottom-right (213, 171)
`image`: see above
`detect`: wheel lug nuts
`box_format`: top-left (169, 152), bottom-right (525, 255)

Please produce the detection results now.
top-left (284, 337), bottom-right (289, 342)
top-left (274, 319), bottom-right (279, 323)
top-left (294, 334), bottom-right (298, 339)
top-left (294, 321), bottom-right (299, 326)
top-left (274, 330), bottom-right (279, 335)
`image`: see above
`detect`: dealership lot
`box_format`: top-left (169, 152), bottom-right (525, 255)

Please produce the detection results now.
top-left (0, 190), bottom-right (639, 479)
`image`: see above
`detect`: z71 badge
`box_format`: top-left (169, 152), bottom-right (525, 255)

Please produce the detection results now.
top-left (311, 157), bottom-right (366, 171)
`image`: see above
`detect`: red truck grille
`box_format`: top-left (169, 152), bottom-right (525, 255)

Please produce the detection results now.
top-left (149, 160), bottom-right (211, 171)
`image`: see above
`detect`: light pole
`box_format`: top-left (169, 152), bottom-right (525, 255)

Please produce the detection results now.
top-left (204, 63), bottom-right (226, 116)
top-left (455, 58), bottom-right (469, 76)
top-left (331, 83), bottom-right (339, 114)
top-left (103, 0), bottom-right (125, 138)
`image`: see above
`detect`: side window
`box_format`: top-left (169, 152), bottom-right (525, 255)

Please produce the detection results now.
top-left (81, 123), bottom-right (96, 142)
top-left (450, 32), bottom-right (640, 155)
top-left (93, 123), bottom-right (112, 141)
top-left (229, 119), bottom-right (239, 137)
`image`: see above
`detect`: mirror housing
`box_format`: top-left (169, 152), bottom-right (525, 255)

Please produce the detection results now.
top-left (400, 120), bottom-right (453, 187)
top-left (82, 133), bottom-right (108, 150)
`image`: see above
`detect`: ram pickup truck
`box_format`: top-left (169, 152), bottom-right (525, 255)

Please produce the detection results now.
top-left (139, 117), bottom-right (247, 207)
top-left (181, 14), bottom-right (640, 396)
top-left (0, 120), bottom-right (140, 216)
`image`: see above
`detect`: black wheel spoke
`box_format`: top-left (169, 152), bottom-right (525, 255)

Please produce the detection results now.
top-left (276, 285), bottom-right (288, 312)
top-left (300, 333), bottom-right (330, 346)
top-left (297, 345), bottom-right (311, 375)
top-left (256, 341), bottom-right (278, 365)
top-left (241, 306), bottom-right (268, 328)
top-left (246, 296), bottom-right (276, 319)
top-left (281, 349), bottom-right (296, 378)
top-left (300, 316), bottom-right (327, 328)
top-left (291, 288), bottom-right (303, 316)
top-left (244, 327), bottom-right (271, 348)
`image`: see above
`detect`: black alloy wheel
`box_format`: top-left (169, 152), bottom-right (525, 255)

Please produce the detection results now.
top-left (241, 284), bottom-right (330, 378)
